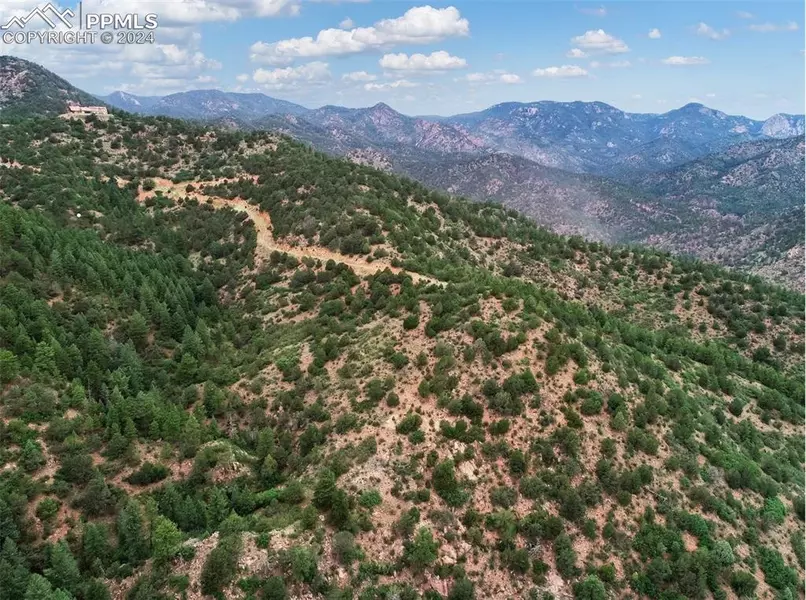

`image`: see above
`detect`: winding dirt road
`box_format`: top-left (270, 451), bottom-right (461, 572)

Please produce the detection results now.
top-left (139, 178), bottom-right (438, 285)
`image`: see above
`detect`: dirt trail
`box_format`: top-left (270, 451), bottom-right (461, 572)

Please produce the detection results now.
top-left (140, 179), bottom-right (439, 285)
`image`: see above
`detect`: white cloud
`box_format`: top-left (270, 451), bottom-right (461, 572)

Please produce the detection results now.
top-left (631, 93), bottom-right (642, 99)
top-left (695, 22), bottom-right (730, 40)
top-left (235, 73), bottom-right (250, 82)
top-left (499, 73), bottom-right (522, 84)
top-left (705, 92), bottom-right (717, 98)
top-left (250, 5), bottom-right (469, 64)
top-left (648, 28), bottom-right (661, 39)
top-left (589, 60), bottom-right (631, 68)
top-left (364, 79), bottom-right (418, 91)
top-left (379, 50), bottom-right (467, 71)
top-left (339, 17), bottom-right (354, 29)
top-left (533, 65), bottom-right (589, 78)
top-left (252, 61), bottom-right (331, 90)
top-left (748, 21), bottom-right (799, 33)
top-left (0, 0), bottom-right (289, 95)
top-left (661, 56), bottom-right (710, 65)
top-left (566, 48), bottom-right (588, 58)
top-left (458, 71), bottom-right (522, 84)
top-left (577, 5), bottom-right (607, 17)
top-left (736, 11), bottom-right (754, 19)
top-left (570, 29), bottom-right (629, 53)
top-left (71, 0), bottom-right (302, 26)
top-left (342, 70), bottom-right (377, 82)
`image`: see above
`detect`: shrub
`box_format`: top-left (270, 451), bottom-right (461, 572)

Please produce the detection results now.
top-left (404, 528), bottom-right (439, 572)
top-left (432, 460), bottom-right (468, 507)
top-left (332, 531), bottom-right (357, 564)
top-left (573, 575), bottom-right (606, 600)
top-left (125, 462), bottom-right (169, 486)
top-left (729, 570), bottom-right (757, 598)
top-left (396, 412), bottom-right (423, 434)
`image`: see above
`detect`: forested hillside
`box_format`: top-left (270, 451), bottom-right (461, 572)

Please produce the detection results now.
top-left (0, 112), bottom-right (803, 600)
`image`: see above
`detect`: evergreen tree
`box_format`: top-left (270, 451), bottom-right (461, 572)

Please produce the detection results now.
top-left (313, 468), bottom-right (337, 511)
top-left (117, 500), bottom-right (147, 565)
top-left (151, 516), bottom-right (182, 562)
top-left (44, 541), bottom-right (80, 595)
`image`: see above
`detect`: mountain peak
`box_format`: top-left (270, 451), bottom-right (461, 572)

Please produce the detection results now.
top-left (370, 102), bottom-right (397, 114)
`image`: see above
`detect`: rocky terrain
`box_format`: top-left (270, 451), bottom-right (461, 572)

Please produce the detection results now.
top-left (0, 56), bottom-right (100, 119)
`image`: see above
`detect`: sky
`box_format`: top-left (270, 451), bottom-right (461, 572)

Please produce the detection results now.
top-left (0, 0), bottom-right (803, 118)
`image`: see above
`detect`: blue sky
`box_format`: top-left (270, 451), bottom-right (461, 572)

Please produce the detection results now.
top-left (1, 0), bottom-right (803, 118)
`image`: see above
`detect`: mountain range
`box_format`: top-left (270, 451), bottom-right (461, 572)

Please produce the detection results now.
top-left (1, 55), bottom-right (803, 289)
top-left (97, 88), bottom-right (804, 178)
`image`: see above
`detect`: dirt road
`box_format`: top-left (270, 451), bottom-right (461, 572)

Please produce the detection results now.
top-left (139, 179), bottom-right (439, 285)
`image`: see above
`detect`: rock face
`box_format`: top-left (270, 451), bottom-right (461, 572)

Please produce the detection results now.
top-left (761, 113), bottom-right (806, 138)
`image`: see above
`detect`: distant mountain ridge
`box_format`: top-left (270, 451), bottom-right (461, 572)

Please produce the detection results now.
top-left (98, 84), bottom-right (804, 179)
top-left (97, 89), bottom-right (310, 122)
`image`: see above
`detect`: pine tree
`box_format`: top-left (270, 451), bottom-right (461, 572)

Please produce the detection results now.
top-left (151, 516), bottom-right (182, 562)
top-left (0, 350), bottom-right (19, 384)
top-left (117, 500), bottom-right (147, 565)
top-left (313, 468), bottom-right (337, 511)
top-left (44, 540), bottom-right (80, 595)
top-left (0, 538), bottom-right (29, 600)
top-left (23, 574), bottom-right (53, 600)
top-left (81, 523), bottom-right (111, 575)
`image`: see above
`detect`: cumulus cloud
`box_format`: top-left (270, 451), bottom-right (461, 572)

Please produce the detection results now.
top-left (661, 56), bottom-right (710, 65)
top-left (364, 79), bottom-right (418, 91)
top-left (16, 0), bottom-right (304, 26)
top-left (748, 21), bottom-right (799, 32)
top-left (570, 29), bottom-right (629, 53)
top-left (342, 70), bottom-right (377, 81)
top-left (499, 73), bottom-right (522, 84)
top-left (251, 61), bottom-right (331, 90)
top-left (250, 5), bottom-right (469, 64)
top-left (0, 0), bottom-right (288, 94)
top-left (236, 73), bottom-right (250, 82)
top-left (533, 65), bottom-right (588, 78)
top-left (458, 71), bottom-right (522, 84)
top-left (379, 50), bottom-right (467, 71)
top-left (736, 11), bottom-right (754, 19)
top-left (566, 48), bottom-right (588, 58)
top-left (695, 22), bottom-right (730, 40)
top-left (339, 17), bottom-right (354, 29)
top-left (648, 28), bottom-right (661, 39)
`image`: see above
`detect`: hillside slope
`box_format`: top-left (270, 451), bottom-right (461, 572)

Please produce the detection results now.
top-left (0, 111), bottom-right (803, 600)
top-left (637, 136), bottom-right (805, 289)
top-left (0, 55), bottom-right (101, 118)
